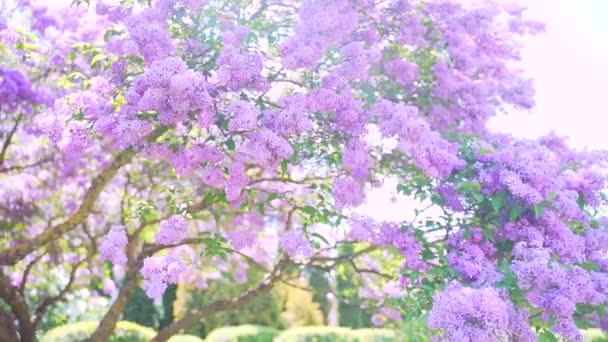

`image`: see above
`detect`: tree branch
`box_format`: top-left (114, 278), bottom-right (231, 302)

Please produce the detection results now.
top-left (19, 253), bottom-right (45, 295)
top-left (32, 258), bottom-right (86, 328)
top-left (0, 114), bottom-right (23, 167)
top-left (150, 256), bottom-right (288, 341)
top-left (0, 270), bottom-right (35, 342)
top-left (0, 127), bottom-right (167, 266)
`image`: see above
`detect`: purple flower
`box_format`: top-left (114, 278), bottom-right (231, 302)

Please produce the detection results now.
top-left (100, 225), bottom-right (128, 266)
top-left (156, 215), bottom-right (189, 245)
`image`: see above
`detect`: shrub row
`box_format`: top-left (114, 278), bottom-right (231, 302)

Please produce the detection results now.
top-left (40, 322), bottom-right (400, 342)
top-left (205, 326), bottom-right (402, 342)
top-left (41, 321), bottom-right (202, 342)
top-left (40, 321), bottom-right (608, 342)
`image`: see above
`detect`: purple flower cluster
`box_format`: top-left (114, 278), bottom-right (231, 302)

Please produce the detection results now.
top-left (0, 68), bottom-right (40, 110)
top-left (141, 255), bottom-right (185, 300)
top-left (349, 216), bottom-right (424, 271)
top-left (100, 225), bottom-right (128, 266)
top-left (124, 7), bottom-right (174, 63)
top-left (127, 57), bottom-right (214, 126)
top-left (156, 215), bottom-right (189, 245)
top-left (280, 0), bottom-right (358, 69)
top-left (447, 228), bottom-right (500, 285)
top-left (511, 243), bottom-right (607, 340)
top-left (333, 176), bottom-right (365, 209)
top-left (280, 228), bottom-right (313, 258)
top-left (373, 100), bottom-right (464, 178)
top-left (428, 282), bottom-right (534, 341)
top-left (239, 129), bottom-right (294, 170)
top-left (216, 24), bottom-right (268, 91)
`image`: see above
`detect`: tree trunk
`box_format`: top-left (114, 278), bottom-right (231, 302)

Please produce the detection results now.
top-left (90, 258), bottom-right (141, 341)
top-left (0, 309), bottom-right (19, 342)
top-left (0, 272), bottom-right (35, 342)
top-left (150, 258), bottom-right (287, 342)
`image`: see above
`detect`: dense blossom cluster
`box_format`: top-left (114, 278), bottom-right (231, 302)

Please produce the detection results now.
top-left (279, 228), bottom-right (313, 258)
top-left (0, 68), bottom-right (41, 110)
top-left (280, 0), bottom-right (359, 69)
top-left (428, 282), bottom-right (534, 341)
top-left (141, 255), bottom-right (186, 299)
top-left (350, 216), bottom-right (424, 271)
top-left (99, 226), bottom-right (129, 267)
top-left (156, 215), bottom-right (189, 245)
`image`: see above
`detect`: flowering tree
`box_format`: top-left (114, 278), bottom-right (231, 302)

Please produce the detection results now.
top-left (1, 0), bottom-right (607, 341)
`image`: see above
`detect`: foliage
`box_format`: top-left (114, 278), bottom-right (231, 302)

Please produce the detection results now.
top-left (160, 284), bottom-right (178, 329)
top-left (41, 321), bottom-right (155, 342)
top-left (336, 244), bottom-right (372, 329)
top-left (276, 327), bottom-right (353, 342)
top-left (583, 329), bottom-right (608, 342)
top-left (167, 335), bottom-right (204, 342)
top-left (173, 272), bottom-right (285, 337)
top-left (204, 325), bottom-right (279, 342)
top-left (398, 319), bottom-right (432, 342)
top-left (277, 279), bottom-right (325, 328)
top-left (122, 286), bottom-right (160, 328)
top-left (350, 328), bottom-right (402, 342)
top-left (309, 269), bottom-right (332, 323)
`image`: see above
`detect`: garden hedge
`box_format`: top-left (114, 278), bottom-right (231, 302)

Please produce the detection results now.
top-left (40, 320), bottom-right (204, 342)
top-left (41, 321), bottom-right (155, 342)
top-left (204, 325), bottom-right (280, 342)
top-left (275, 327), bottom-right (353, 342)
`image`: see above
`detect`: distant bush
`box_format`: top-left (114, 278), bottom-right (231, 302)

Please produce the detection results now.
top-left (582, 329), bottom-right (608, 342)
top-left (204, 325), bottom-right (279, 342)
top-left (276, 327), bottom-right (353, 342)
top-left (276, 280), bottom-right (325, 328)
top-left (41, 321), bottom-right (155, 342)
top-left (351, 328), bottom-right (401, 342)
top-left (174, 274), bottom-right (285, 337)
top-left (167, 334), bottom-right (204, 342)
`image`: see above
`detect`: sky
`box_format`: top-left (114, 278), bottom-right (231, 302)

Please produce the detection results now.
top-left (365, 0), bottom-right (608, 221)
top-left (488, 0), bottom-right (608, 149)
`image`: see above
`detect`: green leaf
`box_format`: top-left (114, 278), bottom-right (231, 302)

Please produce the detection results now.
top-left (90, 53), bottom-right (105, 67)
top-left (476, 148), bottom-right (493, 155)
top-left (482, 228), bottom-right (495, 242)
top-left (509, 205), bottom-right (523, 222)
top-left (256, 201), bottom-right (265, 215)
top-left (490, 193), bottom-right (505, 213)
top-left (538, 330), bottom-right (558, 342)
top-left (576, 193), bottom-right (586, 209)
top-left (581, 261), bottom-right (600, 271)
top-left (457, 182), bottom-right (481, 193)
top-left (301, 206), bottom-right (317, 216)
top-left (225, 139), bottom-right (236, 151)
top-left (533, 204), bottom-right (544, 219)
top-left (396, 184), bottom-right (412, 196)
top-left (310, 232), bottom-right (330, 246)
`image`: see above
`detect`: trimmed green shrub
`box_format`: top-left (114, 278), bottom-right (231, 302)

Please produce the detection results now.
top-left (582, 329), bottom-right (608, 342)
top-left (167, 334), bottom-right (204, 342)
top-left (277, 280), bottom-right (325, 328)
top-left (399, 319), bottom-right (432, 342)
top-left (204, 325), bottom-right (279, 342)
top-left (122, 286), bottom-right (160, 328)
top-left (41, 321), bottom-right (155, 342)
top-left (276, 327), bottom-right (352, 342)
top-left (174, 272), bottom-right (285, 337)
top-left (351, 328), bottom-right (401, 342)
